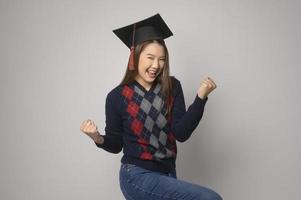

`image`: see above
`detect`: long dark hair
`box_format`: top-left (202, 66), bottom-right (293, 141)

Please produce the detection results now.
top-left (119, 39), bottom-right (174, 116)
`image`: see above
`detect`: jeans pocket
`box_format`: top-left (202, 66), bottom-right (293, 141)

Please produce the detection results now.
top-left (120, 163), bottom-right (138, 185)
top-left (121, 163), bottom-right (137, 172)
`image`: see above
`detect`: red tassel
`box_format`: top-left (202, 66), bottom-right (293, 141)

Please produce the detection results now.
top-left (127, 46), bottom-right (135, 70)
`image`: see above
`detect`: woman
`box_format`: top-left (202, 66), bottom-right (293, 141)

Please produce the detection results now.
top-left (80, 13), bottom-right (222, 200)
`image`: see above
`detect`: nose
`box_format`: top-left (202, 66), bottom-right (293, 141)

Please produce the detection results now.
top-left (151, 58), bottom-right (161, 68)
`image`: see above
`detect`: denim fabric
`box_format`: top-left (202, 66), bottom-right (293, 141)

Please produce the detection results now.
top-left (119, 163), bottom-right (223, 200)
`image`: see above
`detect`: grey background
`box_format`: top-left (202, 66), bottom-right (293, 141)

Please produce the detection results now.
top-left (1, 0), bottom-right (300, 199)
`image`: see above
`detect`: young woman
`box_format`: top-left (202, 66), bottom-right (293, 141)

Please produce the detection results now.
top-left (80, 14), bottom-right (222, 200)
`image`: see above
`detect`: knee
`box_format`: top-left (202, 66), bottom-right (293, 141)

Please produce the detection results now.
top-left (193, 188), bottom-right (222, 200)
top-left (202, 191), bottom-right (223, 200)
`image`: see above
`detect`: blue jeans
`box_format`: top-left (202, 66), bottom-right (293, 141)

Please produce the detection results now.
top-left (119, 163), bottom-right (223, 200)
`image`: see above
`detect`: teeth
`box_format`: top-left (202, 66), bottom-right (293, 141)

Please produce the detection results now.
top-left (147, 70), bottom-right (156, 77)
top-left (148, 70), bottom-right (157, 75)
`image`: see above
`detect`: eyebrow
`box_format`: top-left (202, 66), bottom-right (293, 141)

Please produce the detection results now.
top-left (146, 53), bottom-right (166, 58)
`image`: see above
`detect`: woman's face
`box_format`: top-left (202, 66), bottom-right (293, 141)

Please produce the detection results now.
top-left (135, 42), bottom-right (166, 90)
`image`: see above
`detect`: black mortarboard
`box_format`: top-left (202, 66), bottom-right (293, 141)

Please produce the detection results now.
top-left (112, 13), bottom-right (173, 70)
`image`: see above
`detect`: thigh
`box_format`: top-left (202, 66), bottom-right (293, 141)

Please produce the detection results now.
top-left (119, 163), bottom-right (222, 200)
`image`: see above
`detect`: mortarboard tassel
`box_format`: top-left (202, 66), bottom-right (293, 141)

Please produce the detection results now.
top-left (127, 23), bottom-right (136, 71)
top-left (127, 46), bottom-right (135, 70)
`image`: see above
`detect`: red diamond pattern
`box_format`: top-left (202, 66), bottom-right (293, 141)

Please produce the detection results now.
top-left (140, 152), bottom-right (153, 160)
top-left (122, 85), bottom-right (134, 100)
top-left (131, 118), bottom-right (143, 136)
top-left (127, 101), bottom-right (140, 117)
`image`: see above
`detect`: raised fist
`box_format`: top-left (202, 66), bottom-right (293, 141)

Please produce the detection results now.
top-left (80, 119), bottom-right (98, 137)
top-left (197, 77), bottom-right (217, 99)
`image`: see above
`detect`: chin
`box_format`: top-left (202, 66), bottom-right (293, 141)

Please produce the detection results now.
top-left (142, 76), bottom-right (154, 83)
top-left (145, 79), bottom-right (155, 84)
top-left (148, 77), bottom-right (158, 83)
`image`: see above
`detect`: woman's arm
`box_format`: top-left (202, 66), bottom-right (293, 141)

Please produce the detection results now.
top-left (170, 77), bottom-right (216, 142)
top-left (170, 81), bottom-right (207, 142)
top-left (94, 90), bottom-right (124, 154)
top-left (93, 132), bottom-right (104, 145)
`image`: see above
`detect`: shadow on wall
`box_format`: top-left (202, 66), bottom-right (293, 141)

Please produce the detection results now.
top-left (178, 123), bottom-right (244, 191)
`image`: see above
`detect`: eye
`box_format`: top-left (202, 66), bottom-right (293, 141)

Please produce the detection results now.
top-left (147, 57), bottom-right (154, 60)
top-left (159, 59), bottom-right (165, 63)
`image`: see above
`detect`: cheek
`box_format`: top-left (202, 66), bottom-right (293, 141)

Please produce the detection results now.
top-left (138, 58), bottom-right (150, 70)
top-left (139, 57), bottom-right (150, 66)
top-left (159, 61), bottom-right (165, 68)
top-left (137, 62), bottom-right (147, 74)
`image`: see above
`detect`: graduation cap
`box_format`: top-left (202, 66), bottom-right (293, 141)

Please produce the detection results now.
top-left (113, 13), bottom-right (173, 70)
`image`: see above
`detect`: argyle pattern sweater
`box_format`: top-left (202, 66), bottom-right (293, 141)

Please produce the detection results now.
top-left (95, 77), bottom-right (208, 173)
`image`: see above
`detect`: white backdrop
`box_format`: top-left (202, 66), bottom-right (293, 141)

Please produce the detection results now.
top-left (1, 0), bottom-right (300, 199)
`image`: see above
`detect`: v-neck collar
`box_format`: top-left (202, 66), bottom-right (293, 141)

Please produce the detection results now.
top-left (133, 80), bottom-right (157, 93)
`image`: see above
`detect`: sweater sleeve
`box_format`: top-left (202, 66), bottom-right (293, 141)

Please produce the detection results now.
top-left (170, 79), bottom-right (208, 142)
top-left (95, 90), bottom-right (123, 153)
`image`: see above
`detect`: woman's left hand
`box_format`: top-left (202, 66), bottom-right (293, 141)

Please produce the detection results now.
top-left (197, 77), bottom-right (217, 99)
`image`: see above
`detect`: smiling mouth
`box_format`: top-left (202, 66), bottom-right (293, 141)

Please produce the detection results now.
top-left (146, 70), bottom-right (158, 78)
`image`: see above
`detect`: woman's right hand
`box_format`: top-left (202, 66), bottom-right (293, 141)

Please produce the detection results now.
top-left (80, 119), bottom-right (104, 145)
top-left (80, 119), bottom-right (98, 136)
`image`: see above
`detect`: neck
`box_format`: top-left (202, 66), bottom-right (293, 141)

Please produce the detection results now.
top-left (135, 77), bottom-right (152, 91)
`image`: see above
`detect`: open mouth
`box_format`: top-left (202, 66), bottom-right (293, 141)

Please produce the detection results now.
top-left (146, 70), bottom-right (157, 78)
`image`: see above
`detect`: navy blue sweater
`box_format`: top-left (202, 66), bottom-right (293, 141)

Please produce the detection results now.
top-left (95, 76), bottom-right (208, 173)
